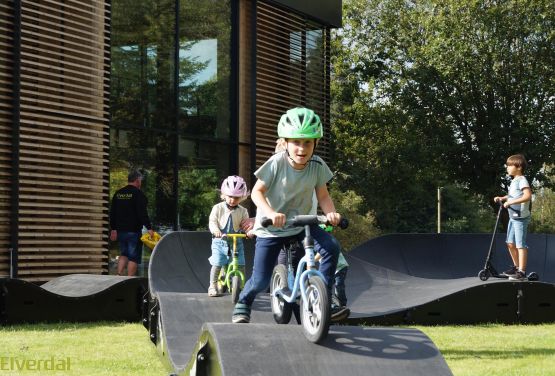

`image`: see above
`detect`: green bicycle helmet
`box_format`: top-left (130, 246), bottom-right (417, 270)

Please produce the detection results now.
top-left (277, 107), bottom-right (323, 139)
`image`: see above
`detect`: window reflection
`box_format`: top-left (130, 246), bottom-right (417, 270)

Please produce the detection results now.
top-left (110, 0), bottom-right (233, 234)
top-left (179, 0), bottom-right (231, 140)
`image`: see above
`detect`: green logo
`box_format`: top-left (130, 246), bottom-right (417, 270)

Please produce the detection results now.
top-left (0, 356), bottom-right (71, 371)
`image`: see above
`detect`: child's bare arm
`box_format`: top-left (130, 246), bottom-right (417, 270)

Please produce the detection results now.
top-left (315, 184), bottom-right (341, 226)
top-left (251, 179), bottom-right (286, 227)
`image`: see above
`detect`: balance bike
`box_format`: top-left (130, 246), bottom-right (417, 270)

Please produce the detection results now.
top-left (217, 233), bottom-right (248, 303)
top-left (263, 215), bottom-right (348, 343)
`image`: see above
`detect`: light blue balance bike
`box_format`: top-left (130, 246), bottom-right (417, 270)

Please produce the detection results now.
top-left (262, 215), bottom-right (348, 343)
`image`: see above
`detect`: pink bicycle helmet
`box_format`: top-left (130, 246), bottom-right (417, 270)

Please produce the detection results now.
top-left (221, 175), bottom-right (249, 197)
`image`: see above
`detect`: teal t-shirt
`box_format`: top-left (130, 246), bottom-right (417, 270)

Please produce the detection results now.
top-left (336, 252), bottom-right (348, 272)
top-left (253, 151), bottom-right (333, 238)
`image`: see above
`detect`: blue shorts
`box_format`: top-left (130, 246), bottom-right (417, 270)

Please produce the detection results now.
top-left (209, 238), bottom-right (245, 267)
top-left (506, 217), bottom-right (530, 249)
top-left (118, 231), bottom-right (143, 264)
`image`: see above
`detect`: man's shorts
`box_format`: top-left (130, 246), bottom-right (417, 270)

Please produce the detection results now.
top-left (118, 231), bottom-right (143, 264)
top-left (209, 238), bottom-right (245, 267)
top-left (506, 217), bottom-right (530, 249)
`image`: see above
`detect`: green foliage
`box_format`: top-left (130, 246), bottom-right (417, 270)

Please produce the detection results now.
top-left (329, 185), bottom-right (381, 250)
top-left (178, 168), bottom-right (219, 230)
top-left (440, 185), bottom-right (495, 233)
top-left (331, 0), bottom-right (555, 233)
top-left (530, 187), bottom-right (555, 233)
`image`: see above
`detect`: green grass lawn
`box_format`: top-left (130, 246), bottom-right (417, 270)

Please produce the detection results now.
top-left (1, 322), bottom-right (554, 375)
top-left (416, 324), bottom-right (555, 376)
top-left (0, 322), bottom-right (165, 376)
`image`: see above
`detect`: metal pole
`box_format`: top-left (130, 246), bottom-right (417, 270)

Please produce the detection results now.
top-left (437, 187), bottom-right (442, 234)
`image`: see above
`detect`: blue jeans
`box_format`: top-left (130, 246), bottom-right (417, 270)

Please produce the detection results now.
top-left (238, 225), bottom-right (340, 307)
top-left (118, 231), bottom-right (143, 264)
top-left (209, 238), bottom-right (245, 267)
top-left (506, 217), bottom-right (530, 249)
top-left (334, 267), bottom-right (348, 307)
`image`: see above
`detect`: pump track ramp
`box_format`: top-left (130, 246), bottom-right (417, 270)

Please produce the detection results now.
top-left (146, 231), bottom-right (555, 375)
top-left (0, 274), bottom-right (147, 324)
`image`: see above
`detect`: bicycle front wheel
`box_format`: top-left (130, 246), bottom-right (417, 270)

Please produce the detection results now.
top-left (231, 275), bottom-right (241, 304)
top-left (301, 276), bottom-right (330, 343)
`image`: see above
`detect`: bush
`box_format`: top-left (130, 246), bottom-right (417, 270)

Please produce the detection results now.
top-left (329, 186), bottom-right (381, 251)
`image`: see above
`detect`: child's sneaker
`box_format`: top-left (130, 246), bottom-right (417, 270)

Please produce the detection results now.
top-left (330, 304), bottom-right (350, 323)
top-left (502, 265), bottom-right (518, 277)
top-left (208, 285), bottom-right (221, 297)
top-left (509, 270), bottom-right (527, 281)
top-left (232, 303), bottom-right (251, 323)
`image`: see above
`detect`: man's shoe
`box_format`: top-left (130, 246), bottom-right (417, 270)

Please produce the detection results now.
top-left (330, 305), bottom-right (350, 323)
top-left (232, 303), bottom-right (251, 323)
top-left (509, 270), bottom-right (527, 281)
top-left (502, 265), bottom-right (518, 277)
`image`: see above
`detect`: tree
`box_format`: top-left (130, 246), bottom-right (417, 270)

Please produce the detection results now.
top-left (331, 0), bottom-right (555, 232)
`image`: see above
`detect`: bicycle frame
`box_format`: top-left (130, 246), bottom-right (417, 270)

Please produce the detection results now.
top-left (221, 233), bottom-right (247, 289)
top-left (274, 224), bottom-right (327, 306)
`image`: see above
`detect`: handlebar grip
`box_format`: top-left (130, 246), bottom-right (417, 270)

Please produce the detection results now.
top-left (261, 217), bottom-right (273, 228)
top-left (338, 218), bottom-right (349, 230)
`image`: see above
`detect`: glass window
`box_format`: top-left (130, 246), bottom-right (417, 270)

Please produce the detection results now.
top-left (111, 0), bottom-right (234, 235)
top-left (111, 0), bottom-right (176, 131)
top-left (177, 136), bottom-right (230, 230)
top-left (110, 128), bottom-right (177, 231)
top-left (179, 0), bottom-right (232, 140)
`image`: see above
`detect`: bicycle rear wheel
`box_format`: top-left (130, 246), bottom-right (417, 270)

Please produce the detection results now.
top-left (270, 264), bottom-right (293, 324)
top-left (301, 276), bottom-right (330, 343)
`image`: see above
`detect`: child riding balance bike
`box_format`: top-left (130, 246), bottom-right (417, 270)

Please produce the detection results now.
top-left (208, 176), bottom-right (251, 299)
top-left (231, 107), bottom-right (344, 344)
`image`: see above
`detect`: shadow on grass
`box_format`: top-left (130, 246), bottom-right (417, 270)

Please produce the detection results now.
top-left (0, 321), bottom-right (132, 331)
top-left (442, 348), bottom-right (555, 360)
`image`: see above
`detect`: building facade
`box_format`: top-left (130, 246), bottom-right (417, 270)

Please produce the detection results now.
top-left (2, 0), bottom-right (341, 281)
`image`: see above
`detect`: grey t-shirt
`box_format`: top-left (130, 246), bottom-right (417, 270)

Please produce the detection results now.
top-left (508, 175), bottom-right (531, 219)
top-left (253, 151), bottom-right (333, 237)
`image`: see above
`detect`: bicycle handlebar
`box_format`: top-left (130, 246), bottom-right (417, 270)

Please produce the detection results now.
top-left (220, 233), bottom-right (248, 239)
top-left (261, 215), bottom-right (349, 230)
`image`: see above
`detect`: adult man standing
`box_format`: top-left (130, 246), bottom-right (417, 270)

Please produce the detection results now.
top-left (110, 170), bottom-right (154, 276)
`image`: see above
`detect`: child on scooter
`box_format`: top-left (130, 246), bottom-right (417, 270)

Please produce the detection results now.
top-left (493, 154), bottom-right (532, 281)
top-left (208, 176), bottom-right (251, 297)
top-left (232, 107), bottom-right (343, 323)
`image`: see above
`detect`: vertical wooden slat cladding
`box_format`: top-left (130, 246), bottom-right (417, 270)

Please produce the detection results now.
top-left (9, 0), bottom-right (110, 282)
top-left (255, 1), bottom-right (331, 168)
top-left (0, 1), bottom-right (14, 277)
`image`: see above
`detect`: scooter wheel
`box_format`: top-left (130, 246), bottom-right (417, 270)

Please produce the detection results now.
top-left (478, 269), bottom-right (490, 281)
top-left (527, 272), bottom-right (539, 281)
